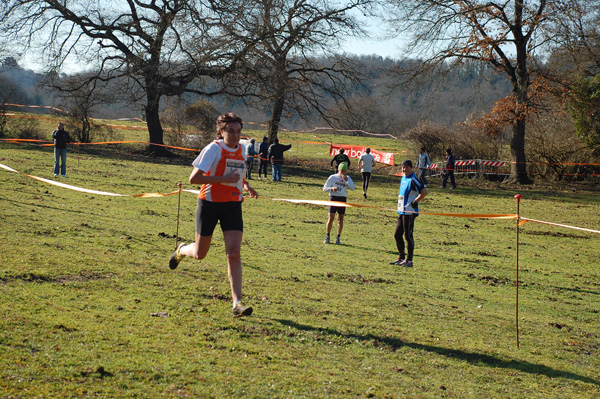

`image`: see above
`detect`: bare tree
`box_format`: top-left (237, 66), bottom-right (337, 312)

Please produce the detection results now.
top-left (0, 0), bottom-right (250, 156)
top-left (384, 0), bottom-right (562, 184)
top-left (545, 0), bottom-right (600, 151)
top-left (54, 75), bottom-right (116, 143)
top-left (224, 0), bottom-right (371, 143)
top-left (0, 58), bottom-right (30, 137)
top-left (325, 94), bottom-right (399, 135)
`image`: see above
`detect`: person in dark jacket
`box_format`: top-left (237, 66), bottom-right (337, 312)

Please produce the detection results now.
top-left (257, 136), bottom-right (269, 179)
top-left (52, 123), bottom-right (73, 177)
top-left (267, 138), bottom-right (292, 181)
top-left (441, 148), bottom-right (456, 189)
top-left (330, 148), bottom-right (351, 171)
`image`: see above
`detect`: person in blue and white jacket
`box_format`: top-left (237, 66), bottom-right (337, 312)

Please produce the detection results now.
top-left (390, 159), bottom-right (429, 267)
top-left (322, 162), bottom-right (355, 245)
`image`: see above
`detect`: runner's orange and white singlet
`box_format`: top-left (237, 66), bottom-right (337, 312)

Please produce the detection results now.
top-left (198, 140), bottom-right (246, 202)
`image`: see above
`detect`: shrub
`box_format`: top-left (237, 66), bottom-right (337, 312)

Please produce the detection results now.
top-left (4, 118), bottom-right (45, 140)
top-left (526, 111), bottom-right (597, 181)
top-left (402, 121), bottom-right (508, 163)
top-left (183, 100), bottom-right (220, 134)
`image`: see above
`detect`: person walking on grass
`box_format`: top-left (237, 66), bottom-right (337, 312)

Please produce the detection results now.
top-left (245, 138), bottom-right (257, 179)
top-left (268, 138), bottom-right (292, 181)
top-left (52, 123), bottom-right (72, 177)
top-left (416, 147), bottom-right (431, 187)
top-left (358, 147), bottom-right (376, 198)
top-left (441, 148), bottom-right (456, 189)
top-left (169, 112), bottom-right (258, 318)
top-left (257, 136), bottom-right (269, 179)
top-left (390, 159), bottom-right (428, 267)
top-left (330, 148), bottom-right (351, 172)
top-left (323, 162), bottom-right (355, 245)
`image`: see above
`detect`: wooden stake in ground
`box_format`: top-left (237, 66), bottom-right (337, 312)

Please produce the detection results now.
top-left (514, 194), bottom-right (522, 349)
top-left (175, 182), bottom-right (182, 249)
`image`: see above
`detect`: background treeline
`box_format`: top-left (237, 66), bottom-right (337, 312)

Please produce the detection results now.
top-left (1, 55), bottom-right (599, 182)
top-left (0, 55), bottom-right (511, 133)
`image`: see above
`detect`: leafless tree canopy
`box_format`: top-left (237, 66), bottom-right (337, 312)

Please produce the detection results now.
top-left (217, 0), bottom-right (372, 142)
top-left (383, 0), bottom-right (574, 183)
top-left (0, 0), bottom-right (255, 155)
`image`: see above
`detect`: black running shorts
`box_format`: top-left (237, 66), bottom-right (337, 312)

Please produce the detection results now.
top-left (328, 196), bottom-right (347, 214)
top-left (195, 199), bottom-right (243, 236)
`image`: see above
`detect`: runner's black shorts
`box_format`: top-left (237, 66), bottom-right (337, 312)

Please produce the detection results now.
top-left (328, 196), bottom-right (347, 214)
top-left (195, 199), bottom-right (243, 236)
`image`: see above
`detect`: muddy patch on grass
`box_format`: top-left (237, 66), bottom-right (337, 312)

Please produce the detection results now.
top-left (2, 271), bottom-right (115, 284)
top-left (320, 272), bottom-right (396, 284)
top-left (467, 273), bottom-right (512, 286)
top-left (524, 230), bottom-right (591, 239)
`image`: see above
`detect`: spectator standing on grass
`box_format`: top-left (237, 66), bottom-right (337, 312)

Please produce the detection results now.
top-left (168, 112), bottom-right (258, 318)
top-left (390, 159), bottom-right (428, 267)
top-left (322, 162), bottom-right (355, 245)
top-left (245, 138), bottom-right (257, 179)
top-left (52, 123), bottom-right (72, 178)
top-left (358, 147), bottom-right (376, 198)
top-left (268, 138), bottom-right (292, 181)
top-left (330, 148), bottom-right (351, 171)
top-left (441, 148), bottom-right (456, 189)
top-left (257, 136), bottom-right (269, 179)
top-left (416, 147), bottom-right (431, 187)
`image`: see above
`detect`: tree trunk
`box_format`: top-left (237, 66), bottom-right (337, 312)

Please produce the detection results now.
top-left (267, 95), bottom-right (285, 144)
top-left (267, 61), bottom-right (288, 144)
top-left (508, 117), bottom-right (533, 184)
top-left (506, 34), bottom-right (533, 185)
top-left (145, 85), bottom-right (171, 157)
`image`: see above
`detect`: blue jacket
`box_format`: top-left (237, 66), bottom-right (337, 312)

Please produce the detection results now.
top-left (397, 173), bottom-right (425, 215)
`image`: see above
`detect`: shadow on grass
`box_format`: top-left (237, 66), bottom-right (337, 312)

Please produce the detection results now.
top-left (274, 318), bottom-right (600, 386)
top-left (553, 285), bottom-right (600, 296)
top-left (1, 195), bottom-right (107, 218)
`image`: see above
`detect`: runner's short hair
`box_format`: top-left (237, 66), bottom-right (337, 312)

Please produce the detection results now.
top-left (216, 113), bottom-right (243, 138)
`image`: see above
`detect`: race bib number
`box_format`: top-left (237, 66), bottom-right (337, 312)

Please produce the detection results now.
top-left (223, 159), bottom-right (245, 189)
top-left (397, 195), bottom-right (405, 212)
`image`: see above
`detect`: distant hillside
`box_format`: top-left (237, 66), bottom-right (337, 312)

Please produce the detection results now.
top-left (1, 56), bottom-right (511, 132)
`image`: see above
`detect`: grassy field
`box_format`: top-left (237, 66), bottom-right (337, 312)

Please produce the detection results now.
top-left (1, 120), bottom-right (599, 398)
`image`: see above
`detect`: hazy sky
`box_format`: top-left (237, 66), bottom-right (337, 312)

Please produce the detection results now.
top-left (15, 10), bottom-right (406, 71)
top-left (340, 35), bottom-right (404, 60)
top-left (340, 12), bottom-right (405, 60)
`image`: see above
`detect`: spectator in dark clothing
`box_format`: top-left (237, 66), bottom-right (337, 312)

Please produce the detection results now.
top-left (267, 138), bottom-right (292, 181)
top-left (441, 148), bottom-right (456, 189)
top-left (52, 123), bottom-right (73, 177)
top-left (258, 136), bottom-right (269, 179)
top-left (330, 148), bottom-right (351, 171)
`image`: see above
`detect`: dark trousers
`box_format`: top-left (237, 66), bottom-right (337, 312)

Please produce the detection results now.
top-left (394, 214), bottom-right (415, 261)
top-left (361, 172), bottom-right (372, 193)
top-left (442, 170), bottom-right (456, 188)
top-left (418, 168), bottom-right (428, 186)
top-left (258, 159), bottom-right (269, 178)
top-left (245, 159), bottom-right (254, 179)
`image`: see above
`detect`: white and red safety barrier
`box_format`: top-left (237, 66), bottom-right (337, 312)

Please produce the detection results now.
top-left (480, 160), bottom-right (507, 167)
top-left (456, 160), bottom-right (477, 166)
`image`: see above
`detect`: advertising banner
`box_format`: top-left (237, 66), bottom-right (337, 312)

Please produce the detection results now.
top-left (329, 144), bottom-right (395, 166)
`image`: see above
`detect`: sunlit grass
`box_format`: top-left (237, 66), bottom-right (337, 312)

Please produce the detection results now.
top-left (1, 125), bottom-right (599, 398)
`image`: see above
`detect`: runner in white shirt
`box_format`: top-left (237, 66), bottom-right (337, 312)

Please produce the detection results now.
top-left (358, 148), bottom-right (376, 198)
top-left (322, 162), bottom-right (355, 245)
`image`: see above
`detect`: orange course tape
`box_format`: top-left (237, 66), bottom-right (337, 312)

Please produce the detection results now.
top-left (3, 162), bottom-right (599, 234)
top-left (273, 198), bottom-right (518, 219)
